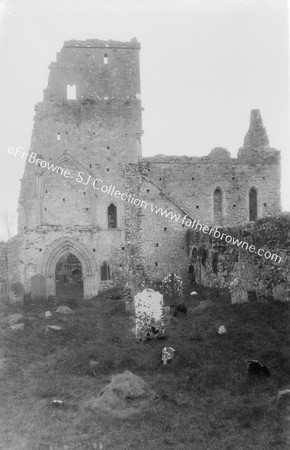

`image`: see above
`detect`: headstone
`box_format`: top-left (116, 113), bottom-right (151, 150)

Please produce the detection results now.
top-left (162, 347), bottom-right (175, 365)
top-left (161, 272), bottom-right (183, 303)
top-left (31, 274), bottom-right (47, 301)
top-left (230, 278), bottom-right (248, 304)
top-left (134, 288), bottom-right (164, 341)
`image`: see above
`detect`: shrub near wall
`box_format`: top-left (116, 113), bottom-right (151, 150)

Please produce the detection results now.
top-left (187, 214), bottom-right (290, 303)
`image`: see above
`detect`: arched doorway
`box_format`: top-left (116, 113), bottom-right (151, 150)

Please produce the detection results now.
top-left (55, 252), bottom-right (84, 300)
top-left (40, 237), bottom-right (97, 300)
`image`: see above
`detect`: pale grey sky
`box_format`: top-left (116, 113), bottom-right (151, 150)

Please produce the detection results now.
top-left (0, 0), bottom-right (289, 239)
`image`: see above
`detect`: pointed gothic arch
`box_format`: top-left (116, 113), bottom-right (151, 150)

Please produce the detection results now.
top-left (39, 237), bottom-right (97, 299)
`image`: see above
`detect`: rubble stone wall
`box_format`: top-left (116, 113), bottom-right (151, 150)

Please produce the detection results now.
top-left (187, 214), bottom-right (290, 302)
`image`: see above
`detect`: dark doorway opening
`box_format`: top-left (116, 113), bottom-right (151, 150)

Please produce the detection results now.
top-left (55, 252), bottom-right (84, 301)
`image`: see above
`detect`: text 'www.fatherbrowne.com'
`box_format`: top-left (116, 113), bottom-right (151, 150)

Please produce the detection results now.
top-left (8, 147), bottom-right (282, 264)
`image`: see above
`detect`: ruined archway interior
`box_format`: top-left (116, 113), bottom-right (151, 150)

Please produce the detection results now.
top-left (55, 252), bottom-right (84, 300)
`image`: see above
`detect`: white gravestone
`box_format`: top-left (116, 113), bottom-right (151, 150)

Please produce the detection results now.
top-left (134, 289), bottom-right (164, 341)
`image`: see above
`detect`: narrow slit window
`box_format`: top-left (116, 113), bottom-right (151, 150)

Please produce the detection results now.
top-left (101, 261), bottom-right (110, 280)
top-left (108, 203), bottom-right (117, 229)
top-left (214, 187), bottom-right (222, 224)
top-left (249, 188), bottom-right (257, 221)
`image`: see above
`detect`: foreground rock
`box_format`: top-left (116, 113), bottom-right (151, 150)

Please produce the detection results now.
top-left (218, 325), bottom-right (227, 335)
top-left (193, 300), bottom-right (213, 312)
top-left (46, 325), bottom-right (62, 331)
top-left (247, 360), bottom-right (270, 377)
top-left (10, 323), bottom-right (24, 331)
top-left (84, 370), bottom-right (154, 417)
top-left (55, 306), bottom-right (73, 315)
top-left (7, 314), bottom-right (23, 326)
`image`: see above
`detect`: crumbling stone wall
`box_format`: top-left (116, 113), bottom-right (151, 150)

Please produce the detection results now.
top-left (0, 242), bottom-right (8, 300)
top-left (125, 164), bottom-right (189, 284)
top-left (12, 39), bottom-right (142, 301)
top-left (2, 39), bottom-right (284, 302)
top-left (187, 214), bottom-right (290, 302)
top-left (140, 143), bottom-right (281, 228)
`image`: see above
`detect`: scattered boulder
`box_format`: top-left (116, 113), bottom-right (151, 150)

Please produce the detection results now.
top-left (277, 389), bottom-right (290, 413)
top-left (193, 300), bottom-right (213, 312)
top-left (247, 360), bottom-right (270, 377)
top-left (55, 306), bottom-right (73, 315)
top-left (10, 323), bottom-right (24, 331)
top-left (45, 311), bottom-right (52, 318)
top-left (84, 371), bottom-right (153, 417)
top-left (190, 291), bottom-right (198, 296)
top-left (218, 325), bottom-right (227, 335)
top-left (277, 389), bottom-right (290, 402)
top-left (51, 399), bottom-right (64, 407)
top-left (7, 314), bottom-right (23, 326)
top-left (162, 347), bottom-right (175, 365)
top-left (46, 325), bottom-right (62, 331)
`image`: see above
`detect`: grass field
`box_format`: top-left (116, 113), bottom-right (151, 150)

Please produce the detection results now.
top-left (0, 286), bottom-right (290, 449)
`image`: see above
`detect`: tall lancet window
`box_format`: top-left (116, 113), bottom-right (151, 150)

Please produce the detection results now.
top-left (108, 203), bottom-right (117, 229)
top-left (249, 188), bottom-right (257, 221)
top-left (213, 187), bottom-right (222, 224)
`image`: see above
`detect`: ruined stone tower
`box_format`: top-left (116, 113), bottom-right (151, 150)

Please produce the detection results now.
top-left (16, 39), bottom-right (142, 299)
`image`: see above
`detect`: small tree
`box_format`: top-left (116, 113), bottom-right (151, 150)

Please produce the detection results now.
top-left (0, 209), bottom-right (16, 241)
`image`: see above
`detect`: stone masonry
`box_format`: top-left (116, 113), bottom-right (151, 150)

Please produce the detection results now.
top-left (0, 38), bottom-right (285, 302)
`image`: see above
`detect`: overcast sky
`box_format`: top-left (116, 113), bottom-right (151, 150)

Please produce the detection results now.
top-left (0, 0), bottom-right (289, 239)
